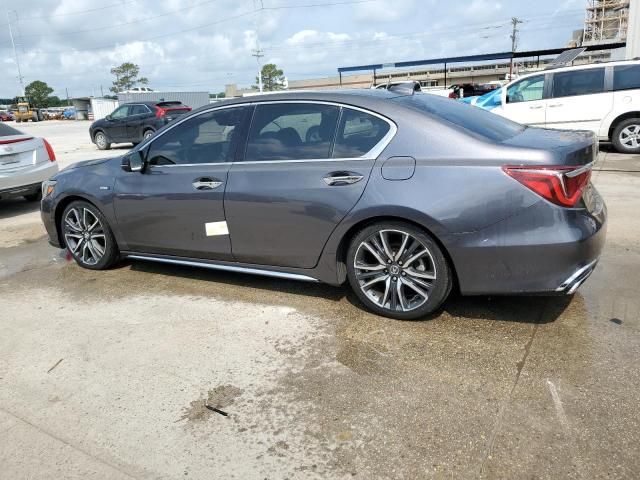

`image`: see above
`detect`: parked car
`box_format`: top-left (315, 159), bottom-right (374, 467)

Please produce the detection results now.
top-left (460, 87), bottom-right (503, 108)
top-left (0, 111), bottom-right (14, 121)
top-left (0, 123), bottom-right (58, 202)
top-left (41, 89), bottom-right (605, 320)
top-left (469, 60), bottom-right (640, 154)
top-left (89, 101), bottom-right (192, 150)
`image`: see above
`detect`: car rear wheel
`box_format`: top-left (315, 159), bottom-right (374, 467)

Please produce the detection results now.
top-left (143, 129), bottom-right (154, 140)
top-left (346, 222), bottom-right (452, 320)
top-left (61, 201), bottom-right (119, 270)
top-left (94, 131), bottom-right (111, 150)
top-left (612, 118), bottom-right (640, 154)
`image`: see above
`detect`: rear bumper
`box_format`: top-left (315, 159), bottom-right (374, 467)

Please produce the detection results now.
top-left (447, 195), bottom-right (606, 296)
top-left (0, 162), bottom-right (58, 193)
top-left (0, 181), bottom-right (41, 199)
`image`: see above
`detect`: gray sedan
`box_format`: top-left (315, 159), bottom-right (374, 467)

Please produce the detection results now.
top-left (40, 88), bottom-right (605, 319)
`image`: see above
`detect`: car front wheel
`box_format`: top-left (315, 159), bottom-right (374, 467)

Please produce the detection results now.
top-left (94, 131), bottom-right (111, 150)
top-left (61, 201), bottom-right (119, 270)
top-left (612, 118), bottom-right (640, 154)
top-left (346, 222), bottom-right (452, 320)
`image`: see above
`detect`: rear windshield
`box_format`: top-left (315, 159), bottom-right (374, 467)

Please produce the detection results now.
top-left (157, 101), bottom-right (185, 108)
top-left (393, 93), bottom-right (525, 142)
top-left (0, 123), bottom-right (22, 137)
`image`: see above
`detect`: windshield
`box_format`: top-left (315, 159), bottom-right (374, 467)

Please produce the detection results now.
top-left (395, 92), bottom-right (524, 142)
top-left (476, 87), bottom-right (502, 108)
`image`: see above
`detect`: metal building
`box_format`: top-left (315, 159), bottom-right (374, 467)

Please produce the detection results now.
top-left (116, 91), bottom-right (209, 109)
top-left (583, 0), bottom-right (631, 45)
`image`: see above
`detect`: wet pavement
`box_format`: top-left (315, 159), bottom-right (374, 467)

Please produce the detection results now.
top-left (1, 123), bottom-right (639, 479)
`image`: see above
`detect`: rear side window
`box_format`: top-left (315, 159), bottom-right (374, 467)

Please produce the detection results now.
top-left (246, 103), bottom-right (339, 161)
top-left (147, 107), bottom-right (248, 165)
top-left (613, 65), bottom-right (640, 91)
top-left (0, 123), bottom-right (22, 136)
top-left (130, 105), bottom-right (149, 115)
top-left (332, 109), bottom-right (391, 158)
top-left (552, 68), bottom-right (605, 98)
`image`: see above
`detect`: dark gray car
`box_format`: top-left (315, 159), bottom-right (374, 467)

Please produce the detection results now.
top-left (40, 89), bottom-right (606, 319)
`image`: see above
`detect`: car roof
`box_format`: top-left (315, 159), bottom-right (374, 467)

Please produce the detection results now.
top-left (513, 58), bottom-right (640, 82)
top-left (188, 89), bottom-right (407, 115)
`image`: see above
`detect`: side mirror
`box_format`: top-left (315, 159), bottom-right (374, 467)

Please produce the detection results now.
top-left (122, 151), bottom-right (145, 172)
top-left (505, 95), bottom-right (511, 104)
top-left (105, 115), bottom-right (112, 121)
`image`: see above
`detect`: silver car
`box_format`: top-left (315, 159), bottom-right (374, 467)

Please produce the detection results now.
top-left (0, 123), bottom-right (58, 202)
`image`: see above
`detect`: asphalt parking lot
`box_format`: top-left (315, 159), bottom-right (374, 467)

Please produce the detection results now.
top-left (1, 120), bottom-right (640, 479)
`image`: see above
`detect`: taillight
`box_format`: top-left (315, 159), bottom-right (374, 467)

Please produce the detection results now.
top-left (502, 165), bottom-right (592, 208)
top-left (43, 138), bottom-right (56, 162)
top-left (155, 106), bottom-right (166, 118)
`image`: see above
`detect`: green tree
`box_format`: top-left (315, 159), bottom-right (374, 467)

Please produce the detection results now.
top-left (255, 63), bottom-right (285, 91)
top-left (25, 80), bottom-right (54, 108)
top-left (47, 96), bottom-right (63, 107)
top-left (109, 62), bottom-right (149, 93)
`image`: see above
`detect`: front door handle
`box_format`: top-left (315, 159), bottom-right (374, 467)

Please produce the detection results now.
top-left (323, 172), bottom-right (364, 186)
top-left (529, 105), bottom-right (544, 110)
top-left (548, 104), bottom-right (563, 108)
top-left (193, 177), bottom-right (223, 190)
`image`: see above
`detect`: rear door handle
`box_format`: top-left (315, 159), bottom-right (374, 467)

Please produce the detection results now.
top-left (548, 104), bottom-right (563, 108)
top-left (529, 105), bottom-right (544, 110)
top-left (193, 177), bottom-right (223, 190)
top-left (323, 172), bottom-right (364, 186)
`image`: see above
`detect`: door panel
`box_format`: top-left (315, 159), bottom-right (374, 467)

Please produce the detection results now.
top-left (114, 164), bottom-right (232, 260)
top-left (106, 105), bottom-right (130, 141)
top-left (126, 105), bottom-right (153, 142)
top-left (545, 68), bottom-right (611, 134)
top-left (113, 106), bottom-right (250, 260)
top-left (498, 75), bottom-right (546, 126)
top-left (225, 159), bottom-right (375, 268)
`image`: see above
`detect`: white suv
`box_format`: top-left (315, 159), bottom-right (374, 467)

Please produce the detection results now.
top-left (487, 60), bottom-right (640, 154)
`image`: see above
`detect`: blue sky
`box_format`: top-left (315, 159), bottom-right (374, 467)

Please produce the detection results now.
top-left (1, 0), bottom-right (587, 97)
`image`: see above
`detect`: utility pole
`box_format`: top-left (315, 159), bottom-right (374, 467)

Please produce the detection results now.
top-left (509, 17), bottom-right (524, 80)
top-left (6, 10), bottom-right (25, 96)
top-left (252, 47), bottom-right (264, 93)
top-left (66, 88), bottom-right (70, 106)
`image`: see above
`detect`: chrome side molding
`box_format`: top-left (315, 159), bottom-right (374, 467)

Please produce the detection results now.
top-left (126, 254), bottom-right (320, 283)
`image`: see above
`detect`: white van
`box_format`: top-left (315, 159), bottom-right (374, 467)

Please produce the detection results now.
top-left (489, 60), bottom-right (640, 154)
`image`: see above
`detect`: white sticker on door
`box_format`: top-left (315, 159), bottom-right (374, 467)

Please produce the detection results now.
top-left (205, 221), bottom-right (229, 236)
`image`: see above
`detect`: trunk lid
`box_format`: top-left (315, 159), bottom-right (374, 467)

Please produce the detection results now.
top-left (0, 136), bottom-right (38, 174)
top-left (501, 127), bottom-right (597, 167)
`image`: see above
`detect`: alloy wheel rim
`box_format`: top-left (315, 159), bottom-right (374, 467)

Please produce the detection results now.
top-left (620, 125), bottom-right (640, 148)
top-left (144, 131), bottom-right (153, 139)
top-left (354, 229), bottom-right (437, 312)
top-left (96, 134), bottom-right (106, 148)
top-left (63, 207), bottom-right (106, 265)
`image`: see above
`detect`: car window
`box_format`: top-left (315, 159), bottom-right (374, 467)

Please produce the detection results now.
top-left (111, 106), bottom-right (130, 119)
top-left (245, 103), bottom-right (339, 161)
top-left (506, 75), bottom-right (544, 103)
top-left (394, 93), bottom-right (525, 142)
top-left (130, 105), bottom-right (149, 115)
top-left (0, 123), bottom-right (22, 136)
top-left (332, 109), bottom-right (391, 158)
top-left (552, 68), bottom-right (605, 98)
top-left (613, 65), bottom-right (640, 91)
top-left (146, 107), bottom-right (249, 166)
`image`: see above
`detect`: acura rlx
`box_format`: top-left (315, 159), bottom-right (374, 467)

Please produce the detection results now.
top-left (41, 88), bottom-right (606, 319)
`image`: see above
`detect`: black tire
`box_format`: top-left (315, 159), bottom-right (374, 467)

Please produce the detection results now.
top-left (24, 189), bottom-right (42, 202)
top-left (61, 200), bottom-right (119, 270)
top-left (612, 118), bottom-right (640, 154)
top-left (346, 221), bottom-right (452, 320)
top-left (16, 118), bottom-right (21, 123)
top-left (94, 131), bottom-right (111, 150)
top-left (143, 129), bottom-right (155, 141)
